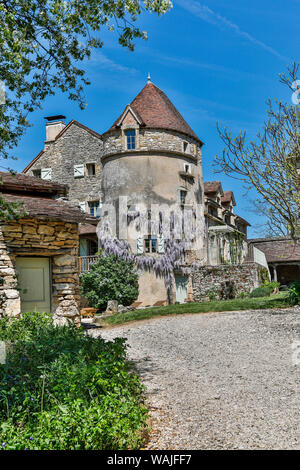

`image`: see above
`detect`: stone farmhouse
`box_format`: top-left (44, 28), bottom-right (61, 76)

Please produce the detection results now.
top-left (248, 237), bottom-right (300, 285)
top-left (23, 78), bottom-right (268, 306)
top-left (0, 172), bottom-right (96, 324)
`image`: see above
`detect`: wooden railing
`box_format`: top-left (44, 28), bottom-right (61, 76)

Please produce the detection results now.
top-left (78, 256), bottom-right (98, 273)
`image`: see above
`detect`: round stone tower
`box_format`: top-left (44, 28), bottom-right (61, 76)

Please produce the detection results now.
top-left (100, 79), bottom-right (206, 305)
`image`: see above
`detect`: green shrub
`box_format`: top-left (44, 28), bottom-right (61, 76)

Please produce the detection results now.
top-left (249, 286), bottom-right (272, 298)
top-left (0, 312), bottom-right (147, 450)
top-left (263, 281), bottom-right (280, 291)
top-left (80, 254), bottom-right (139, 311)
top-left (287, 281), bottom-right (300, 305)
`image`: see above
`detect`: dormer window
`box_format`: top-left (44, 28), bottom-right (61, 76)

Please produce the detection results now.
top-left (125, 130), bottom-right (136, 150)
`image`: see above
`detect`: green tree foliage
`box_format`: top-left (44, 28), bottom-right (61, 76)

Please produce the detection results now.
top-left (0, 1), bottom-right (172, 217)
top-left (0, 312), bottom-right (147, 449)
top-left (288, 280), bottom-right (300, 305)
top-left (215, 62), bottom-right (300, 239)
top-left (80, 254), bottom-right (139, 310)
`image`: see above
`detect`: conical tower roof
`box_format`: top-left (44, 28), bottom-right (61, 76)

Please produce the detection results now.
top-left (109, 81), bottom-right (203, 144)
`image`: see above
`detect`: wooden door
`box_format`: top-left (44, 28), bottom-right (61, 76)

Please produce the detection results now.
top-left (15, 257), bottom-right (51, 313)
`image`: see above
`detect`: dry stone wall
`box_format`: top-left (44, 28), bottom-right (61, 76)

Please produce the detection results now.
top-left (0, 218), bottom-right (81, 326)
top-left (192, 263), bottom-right (268, 301)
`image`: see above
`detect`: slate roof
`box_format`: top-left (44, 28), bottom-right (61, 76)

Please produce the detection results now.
top-left (79, 224), bottom-right (97, 235)
top-left (109, 82), bottom-right (203, 144)
top-left (221, 190), bottom-right (236, 206)
top-left (0, 171), bottom-right (68, 195)
top-left (204, 181), bottom-right (223, 195)
top-left (3, 193), bottom-right (97, 224)
top-left (248, 238), bottom-right (300, 263)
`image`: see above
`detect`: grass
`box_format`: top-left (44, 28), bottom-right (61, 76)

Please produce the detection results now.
top-left (103, 292), bottom-right (293, 326)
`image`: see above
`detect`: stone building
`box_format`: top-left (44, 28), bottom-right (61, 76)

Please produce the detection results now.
top-left (0, 172), bottom-right (96, 324)
top-left (204, 181), bottom-right (249, 266)
top-left (23, 78), bottom-right (264, 306)
top-left (248, 237), bottom-right (300, 285)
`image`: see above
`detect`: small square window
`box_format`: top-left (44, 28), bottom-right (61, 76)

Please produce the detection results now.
top-left (86, 163), bottom-right (96, 176)
top-left (144, 236), bottom-right (157, 254)
top-left (125, 130), bottom-right (136, 150)
top-left (32, 169), bottom-right (41, 178)
top-left (88, 201), bottom-right (100, 218)
top-left (184, 164), bottom-right (191, 174)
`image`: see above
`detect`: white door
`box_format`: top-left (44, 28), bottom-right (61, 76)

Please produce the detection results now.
top-left (175, 276), bottom-right (188, 304)
top-left (15, 257), bottom-right (51, 313)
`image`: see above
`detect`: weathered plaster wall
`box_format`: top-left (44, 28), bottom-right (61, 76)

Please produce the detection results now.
top-left (137, 271), bottom-right (168, 307)
top-left (192, 263), bottom-right (268, 302)
top-left (0, 218), bottom-right (81, 325)
top-left (27, 123), bottom-right (103, 203)
top-left (101, 130), bottom-right (206, 262)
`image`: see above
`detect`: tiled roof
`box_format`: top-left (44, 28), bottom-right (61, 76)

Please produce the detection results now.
top-left (204, 181), bottom-right (223, 194)
top-left (109, 82), bottom-right (203, 144)
top-left (3, 193), bottom-right (97, 224)
top-left (221, 190), bottom-right (236, 206)
top-left (79, 223), bottom-right (97, 235)
top-left (248, 238), bottom-right (300, 263)
top-left (0, 171), bottom-right (68, 195)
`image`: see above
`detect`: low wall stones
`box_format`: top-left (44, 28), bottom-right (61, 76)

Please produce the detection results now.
top-left (192, 263), bottom-right (269, 302)
top-left (0, 218), bottom-right (81, 326)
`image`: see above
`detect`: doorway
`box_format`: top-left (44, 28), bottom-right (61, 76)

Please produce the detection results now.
top-left (175, 275), bottom-right (188, 304)
top-left (15, 257), bottom-right (51, 313)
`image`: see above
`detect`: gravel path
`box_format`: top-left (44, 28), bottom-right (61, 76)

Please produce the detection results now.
top-left (90, 308), bottom-right (300, 450)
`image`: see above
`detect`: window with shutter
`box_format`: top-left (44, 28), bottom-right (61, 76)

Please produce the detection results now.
top-left (41, 168), bottom-right (52, 180)
top-left (158, 236), bottom-right (165, 254)
top-left (79, 202), bottom-right (86, 212)
top-left (74, 164), bottom-right (84, 178)
top-left (137, 237), bottom-right (143, 254)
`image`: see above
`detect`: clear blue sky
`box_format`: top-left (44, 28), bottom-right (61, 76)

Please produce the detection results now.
top-left (12, 0), bottom-right (300, 237)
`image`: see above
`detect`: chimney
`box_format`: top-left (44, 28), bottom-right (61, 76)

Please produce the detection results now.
top-left (44, 115), bottom-right (66, 146)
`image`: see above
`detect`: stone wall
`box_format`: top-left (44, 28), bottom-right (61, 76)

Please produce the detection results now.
top-left (0, 218), bottom-right (81, 325)
top-left (102, 128), bottom-right (202, 165)
top-left (192, 263), bottom-right (269, 302)
top-left (27, 122), bottom-right (103, 204)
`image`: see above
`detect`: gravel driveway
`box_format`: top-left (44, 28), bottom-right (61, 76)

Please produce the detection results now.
top-left (90, 308), bottom-right (300, 450)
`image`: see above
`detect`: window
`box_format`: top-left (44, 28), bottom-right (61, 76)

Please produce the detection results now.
top-left (88, 201), bottom-right (100, 218)
top-left (144, 236), bottom-right (157, 254)
top-left (184, 163), bottom-right (191, 174)
top-left (32, 169), bottom-right (41, 178)
top-left (180, 190), bottom-right (187, 206)
top-left (74, 164), bottom-right (84, 178)
top-left (86, 163), bottom-right (96, 176)
top-left (183, 141), bottom-right (188, 153)
top-left (125, 129), bottom-right (136, 150)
